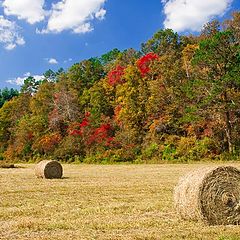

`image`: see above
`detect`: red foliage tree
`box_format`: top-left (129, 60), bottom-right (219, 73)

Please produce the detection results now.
top-left (108, 65), bottom-right (125, 86)
top-left (137, 52), bottom-right (159, 76)
top-left (68, 112), bottom-right (91, 136)
top-left (69, 112), bottom-right (115, 148)
top-left (88, 124), bottom-right (112, 145)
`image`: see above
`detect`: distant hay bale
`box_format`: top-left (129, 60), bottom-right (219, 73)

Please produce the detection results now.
top-left (174, 166), bottom-right (240, 225)
top-left (35, 160), bottom-right (63, 179)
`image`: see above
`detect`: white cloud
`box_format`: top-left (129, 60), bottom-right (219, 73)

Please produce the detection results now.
top-left (5, 43), bottom-right (16, 50)
top-left (2, 0), bottom-right (46, 24)
top-left (162, 0), bottom-right (233, 32)
top-left (24, 72), bottom-right (31, 77)
top-left (48, 58), bottom-right (58, 64)
top-left (64, 58), bottom-right (72, 63)
top-left (7, 72), bottom-right (44, 85)
top-left (95, 8), bottom-right (106, 20)
top-left (0, 15), bottom-right (25, 50)
top-left (73, 23), bottom-right (93, 34)
top-left (39, 0), bottom-right (106, 34)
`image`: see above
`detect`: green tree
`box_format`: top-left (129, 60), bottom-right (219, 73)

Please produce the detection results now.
top-left (0, 88), bottom-right (19, 107)
top-left (193, 29), bottom-right (240, 153)
top-left (43, 68), bottom-right (64, 82)
top-left (0, 94), bottom-right (31, 156)
top-left (100, 48), bottom-right (121, 66)
top-left (141, 29), bottom-right (182, 56)
top-left (66, 58), bottom-right (105, 93)
top-left (20, 76), bottom-right (41, 94)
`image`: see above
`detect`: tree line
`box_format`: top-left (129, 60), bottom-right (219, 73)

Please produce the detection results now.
top-left (0, 12), bottom-right (239, 163)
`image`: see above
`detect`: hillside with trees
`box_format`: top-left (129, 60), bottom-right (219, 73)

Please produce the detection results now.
top-left (0, 12), bottom-right (239, 163)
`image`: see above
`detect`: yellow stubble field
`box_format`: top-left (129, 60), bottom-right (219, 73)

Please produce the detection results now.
top-left (0, 163), bottom-right (240, 240)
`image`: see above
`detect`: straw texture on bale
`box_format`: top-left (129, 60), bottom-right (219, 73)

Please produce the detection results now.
top-left (35, 160), bottom-right (63, 179)
top-left (174, 166), bottom-right (240, 225)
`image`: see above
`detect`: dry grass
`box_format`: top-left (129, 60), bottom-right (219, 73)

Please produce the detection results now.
top-left (0, 163), bottom-right (240, 240)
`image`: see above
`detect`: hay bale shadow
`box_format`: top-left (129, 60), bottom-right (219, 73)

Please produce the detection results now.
top-left (0, 163), bottom-right (15, 169)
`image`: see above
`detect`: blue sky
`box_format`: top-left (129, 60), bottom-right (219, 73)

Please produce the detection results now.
top-left (0, 0), bottom-right (239, 89)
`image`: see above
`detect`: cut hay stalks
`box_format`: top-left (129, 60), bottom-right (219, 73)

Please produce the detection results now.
top-left (174, 166), bottom-right (240, 225)
top-left (35, 160), bottom-right (63, 179)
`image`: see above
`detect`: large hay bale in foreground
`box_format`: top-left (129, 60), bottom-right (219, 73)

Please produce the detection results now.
top-left (35, 160), bottom-right (63, 179)
top-left (174, 166), bottom-right (240, 225)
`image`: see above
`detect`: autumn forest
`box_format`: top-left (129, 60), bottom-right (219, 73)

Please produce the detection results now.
top-left (0, 12), bottom-right (239, 163)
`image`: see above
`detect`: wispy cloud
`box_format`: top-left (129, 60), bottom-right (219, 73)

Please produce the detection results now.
top-left (47, 58), bottom-right (58, 64)
top-left (162, 0), bottom-right (233, 32)
top-left (0, 15), bottom-right (25, 50)
top-left (95, 8), bottom-right (106, 20)
top-left (63, 58), bottom-right (72, 63)
top-left (6, 72), bottom-right (44, 85)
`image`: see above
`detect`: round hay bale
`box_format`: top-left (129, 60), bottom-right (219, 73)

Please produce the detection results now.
top-left (174, 166), bottom-right (240, 225)
top-left (35, 160), bottom-right (63, 179)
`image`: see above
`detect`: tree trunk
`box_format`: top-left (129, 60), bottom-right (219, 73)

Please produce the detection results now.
top-left (224, 91), bottom-right (234, 153)
top-left (225, 111), bottom-right (233, 153)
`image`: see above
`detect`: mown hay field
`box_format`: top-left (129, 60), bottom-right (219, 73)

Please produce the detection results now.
top-left (1, 163), bottom-right (240, 240)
